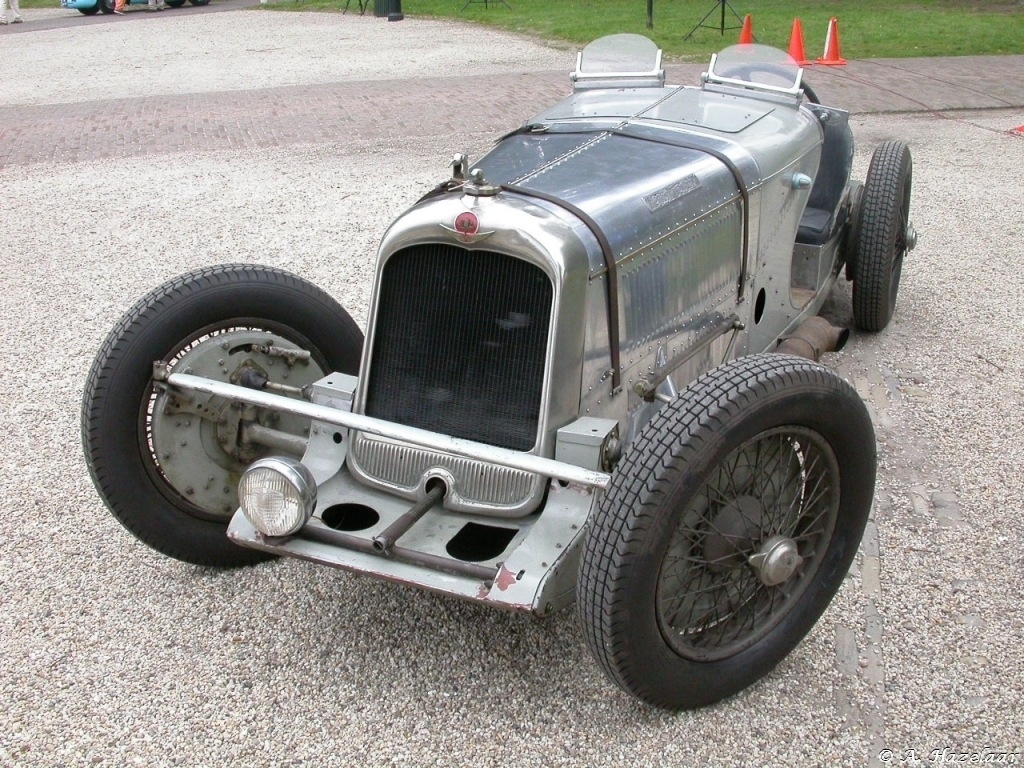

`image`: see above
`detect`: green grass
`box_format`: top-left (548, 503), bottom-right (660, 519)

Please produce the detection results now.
top-left (31, 0), bottom-right (1024, 58)
top-left (283, 0), bottom-right (1024, 59)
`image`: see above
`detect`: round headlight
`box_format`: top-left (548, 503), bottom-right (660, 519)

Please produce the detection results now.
top-left (238, 457), bottom-right (317, 537)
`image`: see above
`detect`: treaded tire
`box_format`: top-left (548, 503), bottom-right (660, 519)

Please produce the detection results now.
top-left (82, 264), bottom-right (363, 568)
top-left (852, 141), bottom-right (913, 332)
top-left (577, 354), bottom-right (875, 710)
top-left (78, 5), bottom-right (100, 12)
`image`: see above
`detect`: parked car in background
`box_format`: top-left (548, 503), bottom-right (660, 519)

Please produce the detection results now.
top-left (62, 0), bottom-right (207, 15)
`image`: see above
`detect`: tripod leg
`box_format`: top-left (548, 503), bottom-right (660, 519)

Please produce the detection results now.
top-left (724, 0), bottom-right (745, 25)
top-left (684, 0), bottom-right (724, 40)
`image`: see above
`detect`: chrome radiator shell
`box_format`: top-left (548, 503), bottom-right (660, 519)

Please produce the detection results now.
top-left (349, 195), bottom-right (594, 518)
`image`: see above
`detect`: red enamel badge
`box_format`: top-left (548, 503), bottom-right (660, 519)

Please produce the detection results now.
top-left (454, 212), bottom-right (479, 237)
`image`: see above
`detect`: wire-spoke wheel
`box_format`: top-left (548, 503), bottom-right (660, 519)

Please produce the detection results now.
top-left (578, 354), bottom-right (875, 710)
top-left (656, 426), bottom-right (840, 661)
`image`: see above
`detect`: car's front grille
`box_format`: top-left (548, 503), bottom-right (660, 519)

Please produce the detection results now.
top-left (364, 244), bottom-right (553, 452)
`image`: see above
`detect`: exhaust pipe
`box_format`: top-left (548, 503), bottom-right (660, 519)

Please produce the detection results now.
top-left (774, 316), bottom-right (849, 362)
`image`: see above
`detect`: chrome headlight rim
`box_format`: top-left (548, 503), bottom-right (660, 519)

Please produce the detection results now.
top-left (238, 456), bottom-right (317, 537)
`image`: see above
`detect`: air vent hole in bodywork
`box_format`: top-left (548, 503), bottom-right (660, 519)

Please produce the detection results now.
top-left (425, 477), bottom-right (448, 496)
top-left (321, 504), bottom-right (380, 532)
top-left (446, 523), bottom-right (518, 562)
top-left (754, 288), bottom-right (766, 324)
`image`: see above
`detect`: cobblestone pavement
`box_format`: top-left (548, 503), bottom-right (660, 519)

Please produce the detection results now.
top-left (2, 8), bottom-right (1023, 768)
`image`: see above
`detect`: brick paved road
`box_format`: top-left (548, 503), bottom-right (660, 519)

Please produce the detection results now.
top-left (7, 58), bottom-right (1024, 171)
top-left (0, 74), bottom-right (573, 169)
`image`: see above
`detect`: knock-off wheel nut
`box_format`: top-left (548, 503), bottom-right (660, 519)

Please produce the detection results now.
top-left (749, 535), bottom-right (803, 586)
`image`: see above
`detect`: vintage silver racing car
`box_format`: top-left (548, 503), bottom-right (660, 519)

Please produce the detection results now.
top-left (83, 36), bottom-right (915, 709)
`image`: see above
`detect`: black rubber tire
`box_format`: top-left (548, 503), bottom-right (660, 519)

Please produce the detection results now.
top-left (79, 4), bottom-right (100, 13)
top-left (165, 0), bottom-right (186, 7)
top-left (82, 265), bottom-right (363, 568)
top-left (188, 0), bottom-right (209, 6)
top-left (578, 353), bottom-right (875, 710)
top-left (98, 0), bottom-right (114, 13)
top-left (851, 141), bottom-right (913, 332)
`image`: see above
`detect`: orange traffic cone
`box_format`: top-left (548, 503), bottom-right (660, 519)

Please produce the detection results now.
top-left (816, 17), bottom-right (847, 66)
top-left (788, 18), bottom-right (811, 66)
top-left (738, 14), bottom-right (754, 45)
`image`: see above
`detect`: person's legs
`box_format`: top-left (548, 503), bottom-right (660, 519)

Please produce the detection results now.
top-left (8, 0), bottom-right (20, 22)
top-left (0, 0), bottom-right (8, 25)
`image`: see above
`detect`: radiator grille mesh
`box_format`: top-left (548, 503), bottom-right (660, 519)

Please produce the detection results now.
top-left (365, 245), bottom-right (552, 452)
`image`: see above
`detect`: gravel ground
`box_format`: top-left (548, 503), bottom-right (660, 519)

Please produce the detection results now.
top-left (1, 11), bottom-right (571, 106)
top-left (1, 11), bottom-right (1023, 767)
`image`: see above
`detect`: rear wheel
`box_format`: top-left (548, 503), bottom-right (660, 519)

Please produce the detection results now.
top-left (98, 0), bottom-right (114, 13)
top-left (82, 265), bottom-right (363, 567)
top-left (165, 0), bottom-right (186, 6)
top-left (578, 354), bottom-right (875, 709)
top-left (852, 141), bottom-right (914, 332)
top-left (78, 4), bottom-right (100, 13)
top-left (188, 0), bottom-right (209, 6)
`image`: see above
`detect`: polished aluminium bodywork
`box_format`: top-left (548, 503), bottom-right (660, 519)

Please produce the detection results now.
top-left (213, 38), bottom-right (856, 615)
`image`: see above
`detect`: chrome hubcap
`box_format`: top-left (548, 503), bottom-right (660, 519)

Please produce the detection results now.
top-left (905, 223), bottom-right (918, 251)
top-left (749, 534), bottom-right (803, 586)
